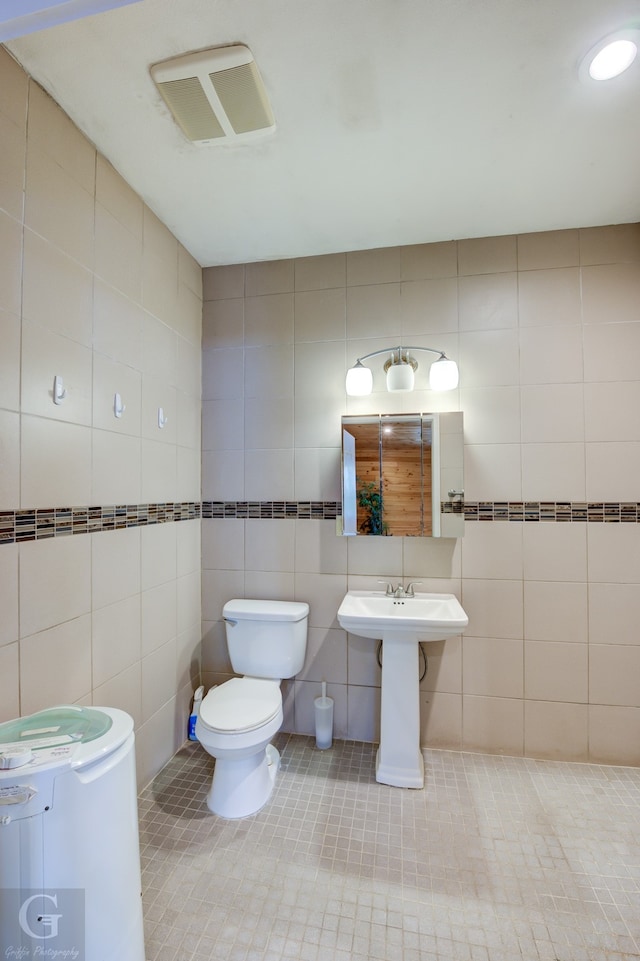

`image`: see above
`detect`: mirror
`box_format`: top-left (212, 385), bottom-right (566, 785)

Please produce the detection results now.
top-left (341, 412), bottom-right (464, 537)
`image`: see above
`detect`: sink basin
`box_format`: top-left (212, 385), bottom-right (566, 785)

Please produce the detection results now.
top-left (338, 589), bottom-right (468, 789)
top-left (337, 590), bottom-right (468, 640)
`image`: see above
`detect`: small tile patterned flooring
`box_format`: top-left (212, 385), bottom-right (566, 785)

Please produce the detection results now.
top-left (139, 736), bottom-right (640, 961)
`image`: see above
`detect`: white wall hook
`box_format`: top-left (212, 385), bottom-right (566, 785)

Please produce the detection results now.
top-left (113, 392), bottom-right (126, 418)
top-left (158, 407), bottom-right (168, 429)
top-left (53, 375), bottom-right (67, 405)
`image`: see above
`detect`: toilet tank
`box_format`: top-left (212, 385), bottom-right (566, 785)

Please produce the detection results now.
top-left (223, 599), bottom-right (309, 679)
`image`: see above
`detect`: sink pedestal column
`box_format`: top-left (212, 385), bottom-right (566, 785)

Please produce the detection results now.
top-left (376, 632), bottom-right (424, 788)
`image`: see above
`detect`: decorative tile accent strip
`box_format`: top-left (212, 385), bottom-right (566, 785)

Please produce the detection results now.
top-left (0, 503), bottom-right (200, 545)
top-left (460, 501), bottom-right (640, 522)
top-left (203, 500), bottom-right (640, 522)
top-left (1, 500), bottom-right (639, 545)
top-left (201, 501), bottom-right (341, 520)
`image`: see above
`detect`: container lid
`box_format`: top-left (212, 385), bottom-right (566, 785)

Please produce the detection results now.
top-left (223, 598), bottom-right (309, 622)
top-left (199, 678), bottom-right (281, 733)
top-left (0, 706), bottom-right (112, 749)
top-left (0, 706), bottom-right (129, 776)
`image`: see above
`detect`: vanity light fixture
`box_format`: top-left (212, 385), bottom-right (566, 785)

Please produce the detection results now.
top-left (579, 28), bottom-right (640, 81)
top-left (345, 346), bottom-right (459, 395)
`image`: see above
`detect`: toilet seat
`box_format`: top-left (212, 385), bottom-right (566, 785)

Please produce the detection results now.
top-left (199, 678), bottom-right (281, 734)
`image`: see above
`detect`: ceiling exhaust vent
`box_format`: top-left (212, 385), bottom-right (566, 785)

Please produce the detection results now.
top-left (150, 44), bottom-right (275, 144)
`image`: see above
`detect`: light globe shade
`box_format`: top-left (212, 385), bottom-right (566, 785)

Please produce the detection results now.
top-left (345, 363), bottom-right (373, 396)
top-left (386, 362), bottom-right (415, 392)
top-left (429, 357), bottom-right (459, 391)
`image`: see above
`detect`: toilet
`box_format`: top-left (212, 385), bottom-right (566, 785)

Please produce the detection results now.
top-left (195, 598), bottom-right (309, 819)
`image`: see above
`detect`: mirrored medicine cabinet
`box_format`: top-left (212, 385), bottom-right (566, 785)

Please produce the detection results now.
top-left (341, 411), bottom-right (464, 538)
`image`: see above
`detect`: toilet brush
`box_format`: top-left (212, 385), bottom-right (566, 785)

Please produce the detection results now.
top-left (314, 681), bottom-right (334, 750)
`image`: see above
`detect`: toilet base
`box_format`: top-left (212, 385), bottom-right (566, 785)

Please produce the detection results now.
top-left (206, 743), bottom-right (281, 819)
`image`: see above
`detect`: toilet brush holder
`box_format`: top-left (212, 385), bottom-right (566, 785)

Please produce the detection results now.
top-left (314, 681), bottom-right (333, 750)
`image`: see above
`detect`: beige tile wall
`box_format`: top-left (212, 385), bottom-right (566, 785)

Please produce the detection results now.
top-left (4, 49), bottom-right (636, 774)
top-left (202, 224), bottom-right (640, 767)
top-left (0, 49), bottom-right (202, 788)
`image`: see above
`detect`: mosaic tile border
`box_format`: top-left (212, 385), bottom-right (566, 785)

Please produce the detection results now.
top-left (201, 500), bottom-right (341, 519)
top-left (0, 502), bottom-right (200, 545)
top-left (203, 500), bottom-right (640, 523)
top-left (1, 500), bottom-right (638, 544)
top-left (461, 501), bottom-right (640, 522)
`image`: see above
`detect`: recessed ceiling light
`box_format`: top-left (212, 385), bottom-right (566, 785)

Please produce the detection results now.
top-left (580, 28), bottom-right (640, 81)
top-left (590, 39), bottom-right (637, 79)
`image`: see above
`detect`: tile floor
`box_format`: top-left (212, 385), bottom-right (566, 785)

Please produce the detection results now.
top-left (139, 735), bottom-right (640, 961)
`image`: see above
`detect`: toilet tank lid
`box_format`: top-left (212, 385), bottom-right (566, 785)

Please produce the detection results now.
top-left (223, 598), bottom-right (309, 622)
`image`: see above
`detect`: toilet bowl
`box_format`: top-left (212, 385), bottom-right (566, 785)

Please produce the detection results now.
top-left (195, 598), bottom-right (309, 819)
top-left (196, 678), bottom-right (283, 818)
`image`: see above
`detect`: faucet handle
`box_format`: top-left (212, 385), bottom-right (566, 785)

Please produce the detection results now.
top-left (377, 580), bottom-right (395, 596)
top-left (404, 581), bottom-right (423, 597)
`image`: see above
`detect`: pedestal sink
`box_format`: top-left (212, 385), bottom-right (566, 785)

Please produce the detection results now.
top-left (337, 590), bottom-right (468, 788)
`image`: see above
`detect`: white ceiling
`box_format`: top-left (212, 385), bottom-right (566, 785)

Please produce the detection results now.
top-left (6, 0), bottom-right (640, 267)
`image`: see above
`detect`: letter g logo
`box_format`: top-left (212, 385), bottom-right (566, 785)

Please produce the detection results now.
top-left (18, 893), bottom-right (63, 939)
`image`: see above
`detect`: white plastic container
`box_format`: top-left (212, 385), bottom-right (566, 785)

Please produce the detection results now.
top-left (0, 705), bottom-right (144, 961)
top-left (314, 682), bottom-right (334, 750)
top-left (188, 685), bottom-right (204, 740)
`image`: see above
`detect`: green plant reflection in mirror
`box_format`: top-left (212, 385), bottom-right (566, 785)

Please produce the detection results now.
top-left (357, 479), bottom-right (387, 535)
top-left (341, 412), bottom-right (464, 538)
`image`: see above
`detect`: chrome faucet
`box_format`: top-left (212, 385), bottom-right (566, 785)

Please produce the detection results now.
top-left (378, 580), bottom-right (423, 598)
